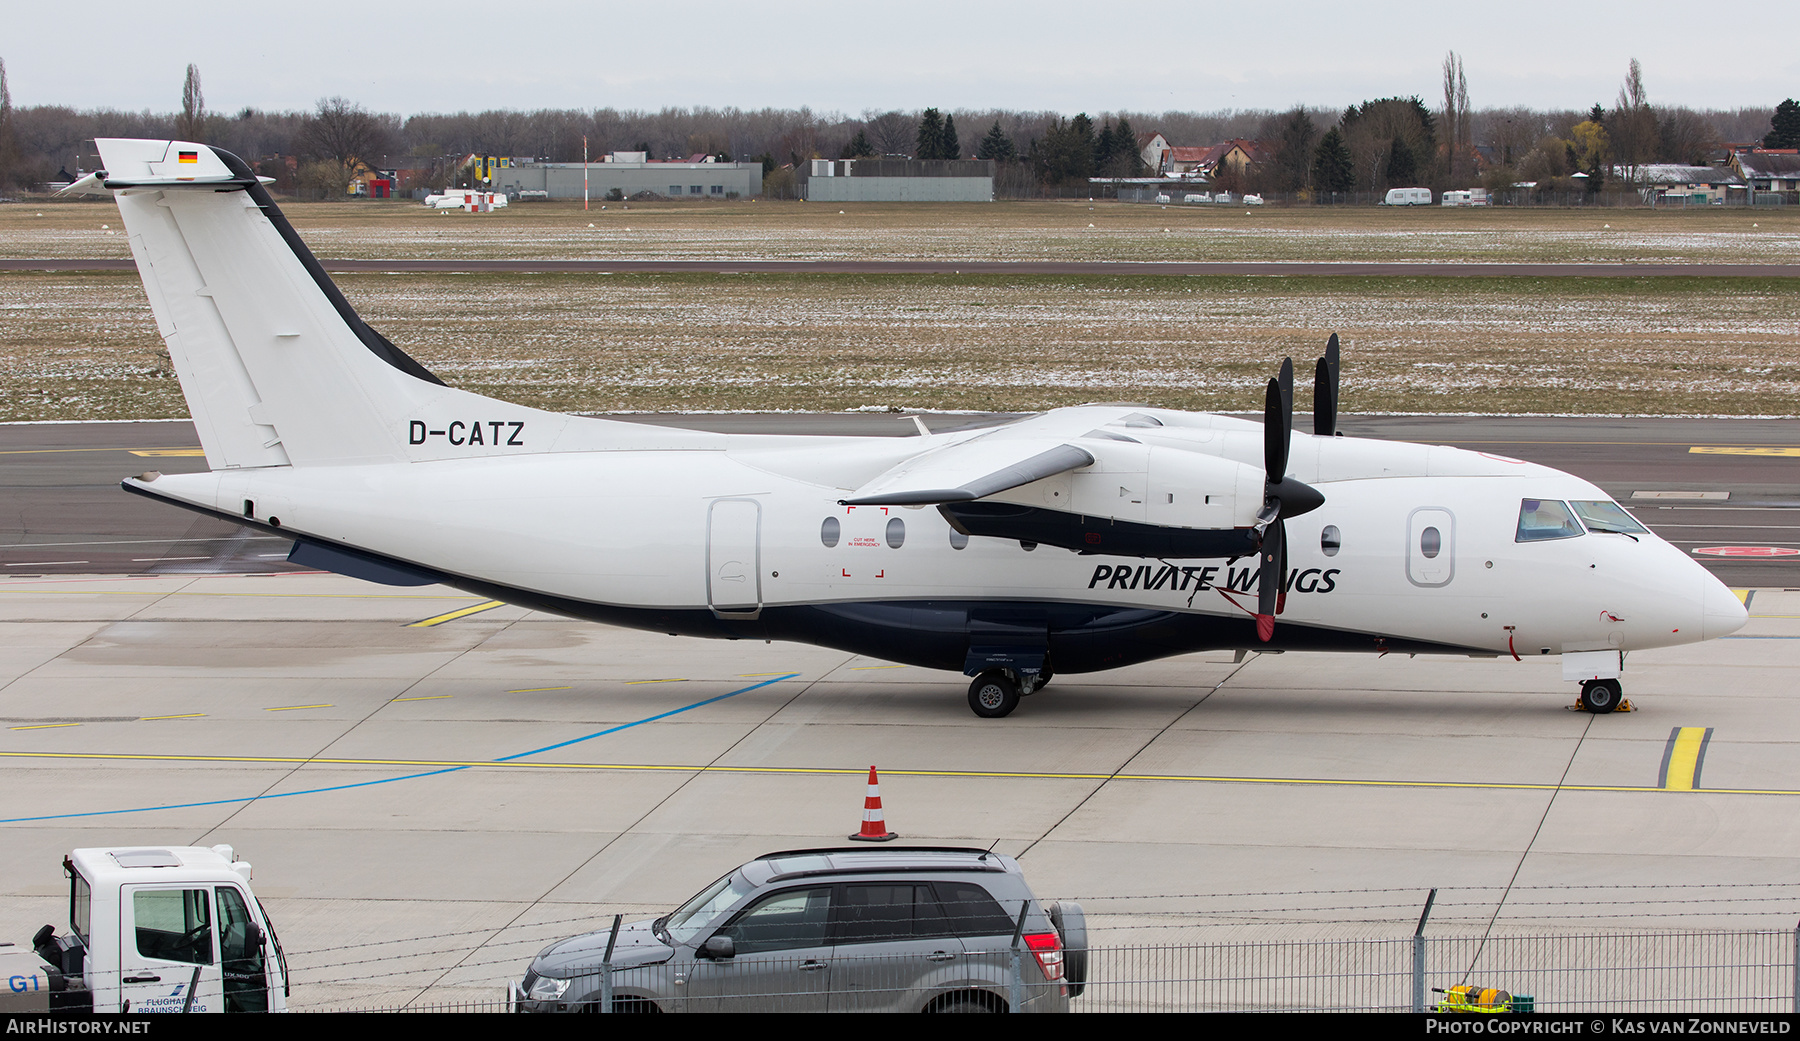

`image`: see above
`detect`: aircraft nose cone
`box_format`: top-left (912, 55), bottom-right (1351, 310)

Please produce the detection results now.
top-left (1701, 577), bottom-right (1749, 640)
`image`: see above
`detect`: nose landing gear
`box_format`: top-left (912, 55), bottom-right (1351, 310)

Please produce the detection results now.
top-left (1578, 678), bottom-right (1625, 714)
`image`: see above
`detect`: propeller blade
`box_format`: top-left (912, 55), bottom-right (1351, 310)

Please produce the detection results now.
top-left (1278, 356), bottom-right (1294, 429)
top-left (1275, 527), bottom-right (1290, 616)
top-left (1263, 376), bottom-right (1289, 481)
top-left (1256, 520), bottom-right (1284, 642)
top-left (1313, 358), bottom-right (1336, 436)
top-left (1314, 334), bottom-right (1341, 436)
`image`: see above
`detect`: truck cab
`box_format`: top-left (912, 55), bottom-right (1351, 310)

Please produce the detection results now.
top-left (28, 845), bottom-right (289, 1013)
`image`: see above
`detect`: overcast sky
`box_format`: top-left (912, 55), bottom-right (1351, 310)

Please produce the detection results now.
top-left (8, 2), bottom-right (1795, 117)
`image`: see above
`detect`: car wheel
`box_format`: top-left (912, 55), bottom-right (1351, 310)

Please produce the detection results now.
top-left (927, 994), bottom-right (1002, 1013)
top-left (1579, 679), bottom-right (1622, 714)
top-left (968, 670), bottom-right (1020, 718)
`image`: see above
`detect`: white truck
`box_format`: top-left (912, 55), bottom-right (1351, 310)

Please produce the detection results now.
top-left (5, 846), bottom-right (289, 1013)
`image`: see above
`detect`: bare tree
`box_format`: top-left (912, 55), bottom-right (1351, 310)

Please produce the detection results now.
top-left (1610, 58), bottom-right (1657, 182)
top-left (1441, 52), bottom-right (1471, 181)
top-left (176, 64), bottom-right (205, 142)
top-left (863, 110), bottom-right (915, 155)
top-left (0, 57), bottom-right (17, 188)
top-left (299, 96), bottom-right (389, 167)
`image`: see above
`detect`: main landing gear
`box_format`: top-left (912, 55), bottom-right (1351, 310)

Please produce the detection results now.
top-left (966, 667), bottom-right (1052, 719)
top-left (1578, 678), bottom-right (1624, 714)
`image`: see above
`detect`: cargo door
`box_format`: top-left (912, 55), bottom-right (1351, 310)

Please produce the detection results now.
top-left (1407, 507), bottom-right (1455, 587)
top-left (707, 498), bottom-right (762, 616)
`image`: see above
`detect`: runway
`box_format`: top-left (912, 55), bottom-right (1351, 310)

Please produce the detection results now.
top-left (6, 258), bottom-right (1800, 277)
top-left (1, 416), bottom-right (1797, 1009)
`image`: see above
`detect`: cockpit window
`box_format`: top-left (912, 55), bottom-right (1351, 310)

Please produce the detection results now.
top-left (1570, 500), bottom-right (1648, 536)
top-left (1516, 499), bottom-right (1584, 542)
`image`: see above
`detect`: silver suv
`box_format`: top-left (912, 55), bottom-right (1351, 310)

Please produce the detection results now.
top-left (511, 847), bottom-right (1086, 1013)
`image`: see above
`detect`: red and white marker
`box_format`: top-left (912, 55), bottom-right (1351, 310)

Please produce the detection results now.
top-left (848, 765), bottom-right (898, 842)
top-left (1693, 546), bottom-right (1800, 557)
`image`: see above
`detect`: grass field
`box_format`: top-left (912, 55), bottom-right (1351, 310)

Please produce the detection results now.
top-left (4, 198), bottom-right (1797, 421)
top-left (4, 268), bottom-right (1796, 421)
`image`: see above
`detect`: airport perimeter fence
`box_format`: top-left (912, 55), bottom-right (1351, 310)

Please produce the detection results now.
top-left (333, 927), bottom-right (1800, 1013)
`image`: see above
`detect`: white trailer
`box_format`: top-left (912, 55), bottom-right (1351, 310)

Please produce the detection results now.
top-left (1383, 187), bottom-right (1433, 205)
top-left (19, 845), bottom-right (290, 1013)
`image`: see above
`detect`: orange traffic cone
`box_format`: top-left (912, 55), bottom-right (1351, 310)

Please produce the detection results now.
top-left (848, 765), bottom-right (899, 842)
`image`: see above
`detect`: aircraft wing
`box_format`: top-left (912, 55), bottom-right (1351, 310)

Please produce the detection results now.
top-left (841, 439), bottom-right (1094, 506)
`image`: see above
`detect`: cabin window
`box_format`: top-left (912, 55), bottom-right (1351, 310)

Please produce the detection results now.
top-left (1570, 500), bottom-right (1647, 535)
top-left (948, 528), bottom-right (969, 550)
top-left (1320, 525), bottom-right (1341, 557)
top-left (1515, 499), bottom-right (1584, 542)
top-left (886, 517), bottom-right (906, 549)
top-left (1420, 526), bottom-right (1442, 558)
top-left (820, 517), bottom-right (840, 548)
top-left (134, 888), bottom-right (215, 965)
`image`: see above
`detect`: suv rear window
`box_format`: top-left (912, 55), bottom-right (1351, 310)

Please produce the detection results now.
top-left (932, 881), bottom-right (1014, 936)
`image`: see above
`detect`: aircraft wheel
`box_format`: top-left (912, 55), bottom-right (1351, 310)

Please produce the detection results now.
top-left (968, 671), bottom-right (1021, 718)
top-left (1579, 679), bottom-right (1622, 714)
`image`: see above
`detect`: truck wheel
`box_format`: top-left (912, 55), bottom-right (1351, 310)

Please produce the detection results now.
top-left (1579, 679), bottom-right (1622, 714)
top-left (968, 671), bottom-right (1020, 718)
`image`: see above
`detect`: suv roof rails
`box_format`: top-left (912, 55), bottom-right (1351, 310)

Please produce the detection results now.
top-left (758, 846), bottom-right (998, 861)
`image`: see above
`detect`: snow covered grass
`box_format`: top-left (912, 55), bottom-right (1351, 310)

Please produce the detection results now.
top-left (3, 270), bottom-right (1795, 421)
top-left (4, 198), bottom-right (1798, 264)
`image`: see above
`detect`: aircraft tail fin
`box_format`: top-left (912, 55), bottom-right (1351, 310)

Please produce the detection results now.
top-left (97, 138), bottom-right (542, 469)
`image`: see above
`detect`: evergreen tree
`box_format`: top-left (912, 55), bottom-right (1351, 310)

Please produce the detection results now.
top-left (1765, 99), bottom-right (1800, 149)
top-left (1095, 120), bottom-right (1117, 172)
top-left (976, 120), bottom-right (1015, 162)
top-left (916, 108), bottom-right (944, 160)
top-left (840, 129), bottom-right (875, 159)
top-left (1386, 136), bottom-right (1416, 186)
top-left (940, 114), bottom-right (960, 160)
top-left (1312, 127), bottom-right (1354, 192)
top-left (1031, 115), bottom-right (1095, 185)
top-left (1112, 117), bottom-right (1142, 175)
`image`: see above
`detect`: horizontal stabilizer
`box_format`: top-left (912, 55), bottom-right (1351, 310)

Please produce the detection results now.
top-left (842, 441), bottom-right (1094, 506)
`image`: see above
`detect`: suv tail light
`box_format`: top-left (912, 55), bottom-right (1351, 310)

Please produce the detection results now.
top-left (1023, 932), bottom-right (1064, 980)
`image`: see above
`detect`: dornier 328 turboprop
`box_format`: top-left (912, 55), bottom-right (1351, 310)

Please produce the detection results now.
top-left (75, 139), bottom-right (1748, 718)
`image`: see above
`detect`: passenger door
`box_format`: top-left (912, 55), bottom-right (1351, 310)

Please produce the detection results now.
top-left (706, 498), bottom-right (762, 616)
top-left (117, 886), bottom-right (225, 1013)
top-left (683, 886), bottom-right (833, 1011)
top-left (828, 883), bottom-right (965, 1012)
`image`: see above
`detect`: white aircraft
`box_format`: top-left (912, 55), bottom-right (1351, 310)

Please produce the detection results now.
top-left (76, 139), bottom-right (1747, 718)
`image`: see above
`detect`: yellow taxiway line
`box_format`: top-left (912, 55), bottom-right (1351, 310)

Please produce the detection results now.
top-left (0, 749), bottom-right (1791, 797)
top-left (406, 600), bottom-right (507, 626)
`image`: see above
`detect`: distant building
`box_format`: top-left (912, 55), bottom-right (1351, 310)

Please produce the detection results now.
top-left (494, 152), bottom-right (762, 200)
top-left (802, 158), bottom-right (994, 202)
top-left (1615, 164), bottom-right (1744, 205)
top-left (1731, 150), bottom-right (1800, 193)
top-left (1157, 140), bottom-right (1266, 179)
top-left (1137, 132), bottom-right (1171, 174)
